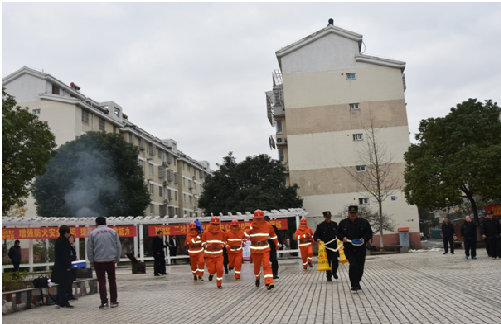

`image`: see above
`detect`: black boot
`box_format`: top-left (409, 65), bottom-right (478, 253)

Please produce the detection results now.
top-left (209, 274), bottom-right (213, 281)
top-left (255, 279), bottom-right (260, 287)
top-left (194, 275), bottom-right (197, 281)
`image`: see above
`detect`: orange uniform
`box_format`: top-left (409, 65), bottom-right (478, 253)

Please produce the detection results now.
top-left (245, 210), bottom-right (279, 289)
top-left (295, 218), bottom-right (314, 270)
top-left (201, 217), bottom-right (227, 289)
top-left (185, 223), bottom-right (205, 281)
top-left (226, 220), bottom-right (246, 280)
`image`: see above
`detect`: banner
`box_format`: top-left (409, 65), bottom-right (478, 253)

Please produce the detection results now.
top-left (148, 218), bottom-right (288, 237)
top-left (484, 205), bottom-right (501, 217)
top-left (2, 226), bottom-right (137, 240)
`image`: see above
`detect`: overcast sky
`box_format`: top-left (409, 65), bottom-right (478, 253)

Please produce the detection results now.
top-left (3, 2), bottom-right (501, 170)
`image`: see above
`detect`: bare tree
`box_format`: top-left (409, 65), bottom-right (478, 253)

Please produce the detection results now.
top-left (340, 115), bottom-right (402, 249)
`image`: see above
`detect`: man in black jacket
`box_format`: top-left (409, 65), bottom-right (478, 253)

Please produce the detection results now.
top-left (152, 231), bottom-right (167, 275)
top-left (51, 225), bottom-right (73, 309)
top-left (314, 211), bottom-right (339, 281)
top-left (265, 216), bottom-right (283, 279)
top-left (461, 216), bottom-right (477, 260)
top-left (481, 211), bottom-right (500, 259)
top-left (8, 240), bottom-right (22, 272)
top-left (442, 217), bottom-right (455, 254)
top-left (168, 235), bottom-right (178, 264)
top-left (337, 206), bottom-right (372, 291)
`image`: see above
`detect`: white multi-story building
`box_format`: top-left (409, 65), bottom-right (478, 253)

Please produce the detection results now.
top-left (265, 21), bottom-right (420, 247)
top-left (3, 66), bottom-right (211, 218)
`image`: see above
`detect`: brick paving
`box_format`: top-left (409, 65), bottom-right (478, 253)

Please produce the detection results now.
top-left (3, 249), bottom-right (501, 324)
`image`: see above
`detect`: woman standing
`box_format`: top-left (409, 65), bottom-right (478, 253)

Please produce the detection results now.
top-left (51, 225), bottom-right (74, 309)
top-left (67, 234), bottom-right (78, 301)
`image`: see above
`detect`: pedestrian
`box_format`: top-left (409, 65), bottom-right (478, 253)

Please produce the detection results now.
top-left (461, 216), bottom-right (477, 260)
top-left (67, 234), bottom-right (78, 301)
top-left (168, 235), bottom-right (178, 264)
top-left (87, 216), bottom-right (121, 309)
top-left (337, 205), bottom-right (372, 291)
top-left (201, 217), bottom-right (227, 289)
top-left (8, 240), bottom-right (22, 272)
top-left (244, 210), bottom-right (279, 290)
top-left (442, 217), bottom-right (455, 254)
top-left (295, 218), bottom-right (314, 271)
top-left (497, 218), bottom-right (501, 258)
top-left (152, 231), bottom-right (167, 276)
top-left (265, 215), bottom-right (282, 279)
top-left (51, 225), bottom-right (74, 309)
top-left (185, 222), bottom-right (204, 281)
top-left (481, 211), bottom-right (500, 259)
top-left (314, 211), bottom-right (339, 281)
top-left (225, 219), bottom-right (246, 281)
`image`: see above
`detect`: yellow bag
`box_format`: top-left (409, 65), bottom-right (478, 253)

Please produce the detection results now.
top-left (317, 241), bottom-right (331, 271)
top-left (337, 239), bottom-right (349, 264)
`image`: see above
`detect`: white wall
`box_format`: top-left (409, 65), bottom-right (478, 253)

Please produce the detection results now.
top-left (3, 74), bottom-right (47, 102)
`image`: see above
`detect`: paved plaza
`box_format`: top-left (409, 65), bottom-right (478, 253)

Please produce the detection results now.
top-left (3, 248), bottom-right (501, 324)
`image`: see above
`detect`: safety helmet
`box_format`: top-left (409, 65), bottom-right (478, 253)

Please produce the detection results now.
top-left (210, 216), bottom-right (220, 225)
top-left (254, 209), bottom-right (264, 219)
top-left (189, 222), bottom-right (197, 230)
top-left (231, 219), bottom-right (239, 225)
top-left (300, 218), bottom-right (307, 225)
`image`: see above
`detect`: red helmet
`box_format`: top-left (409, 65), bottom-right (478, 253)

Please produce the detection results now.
top-left (254, 209), bottom-right (264, 219)
top-left (231, 219), bottom-right (239, 225)
top-left (189, 222), bottom-right (197, 230)
top-left (300, 218), bottom-right (307, 225)
top-left (210, 216), bottom-right (220, 225)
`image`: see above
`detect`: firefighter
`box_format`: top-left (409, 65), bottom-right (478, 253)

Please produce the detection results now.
top-left (201, 217), bottom-right (227, 289)
top-left (294, 218), bottom-right (314, 271)
top-left (245, 210), bottom-right (279, 290)
top-left (226, 219), bottom-right (246, 280)
top-left (185, 222), bottom-right (204, 281)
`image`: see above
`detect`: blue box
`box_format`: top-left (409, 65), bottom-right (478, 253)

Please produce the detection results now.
top-left (71, 260), bottom-right (86, 268)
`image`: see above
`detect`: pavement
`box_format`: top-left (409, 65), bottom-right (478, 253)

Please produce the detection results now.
top-left (3, 247), bottom-right (501, 324)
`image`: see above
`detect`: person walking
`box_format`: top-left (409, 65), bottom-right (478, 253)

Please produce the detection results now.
top-left (295, 218), bottom-right (314, 271)
top-left (168, 235), bottom-right (178, 264)
top-left (442, 217), bottom-right (455, 254)
top-left (51, 225), bottom-right (73, 309)
top-left (201, 217), bottom-right (227, 289)
top-left (337, 206), bottom-right (372, 291)
top-left (265, 216), bottom-right (282, 279)
top-left (87, 216), bottom-right (121, 309)
top-left (461, 216), bottom-right (477, 260)
top-left (8, 240), bottom-right (22, 272)
top-left (314, 211), bottom-right (339, 281)
top-left (245, 210), bottom-right (279, 290)
top-left (225, 219), bottom-right (246, 281)
top-left (185, 222), bottom-right (204, 281)
top-left (481, 210), bottom-right (500, 259)
top-left (152, 231), bottom-right (167, 276)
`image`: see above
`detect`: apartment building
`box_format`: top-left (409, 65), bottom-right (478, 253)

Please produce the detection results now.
top-left (2, 66), bottom-right (211, 218)
top-left (265, 22), bottom-right (420, 247)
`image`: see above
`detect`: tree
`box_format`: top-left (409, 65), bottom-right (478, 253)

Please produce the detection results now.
top-left (340, 116), bottom-right (402, 248)
top-left (32, 131), bottom-right (151, 217)
top-left (404, 99), bottom-right (501, 225)
top-left (198, 152), bottom-right (303, 214)
top-left (3, 198), bottom-right (27, 218)
top-left (2, 89), bottom-right (57, 213)
top-left (335, 204), bottom-right (395, 235)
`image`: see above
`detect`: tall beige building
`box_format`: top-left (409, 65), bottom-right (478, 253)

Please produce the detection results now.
top-left (3, 66), bottom-right (210, 218)
top-left (265, 22), bottom-right (420, 247)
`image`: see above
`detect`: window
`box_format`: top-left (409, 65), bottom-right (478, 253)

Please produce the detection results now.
top-left (139, 159), bottom-right (143, 168)
top-left (183, 178), bottom-right (186, 187)
top-left (188, 180), bottom-right (192, 188)
top-left (175, 191), bottom-right (178, 201)
top-left (149, 184), bottom-right (154, 194)
top-left (150, 204), bottom-right (155, 213)
top-left (149, 163), bottom-right (153, 175)
top-left (189, 196), bottom-right (192, 204)
top-left (353, 134), bottom-right (363, 141)
top-left (193, 182), bottom-right (197, 190)
top-left (168, 189), bottom-right (172, 200)
top-left (278, 149), bottom-right (284, 162)
top-left (157, 166), bottom-right (164, 178)
top-left (32, 109), bottom-right (41, 115)
top-left (159, 186), bottom-right (163, 197)
top-left (99, 117), bottom-right (105, 131)
top-left (158, 149), bottom-right (163, 159)
top-left (129, 133), bottom-right (133, 144)
top-left (359, 198), bottom-right (369, 205)
top-left (356, 165), bottom-right (366, 172)
top-left (114, 108), bottom-right (120, 117)
top-left (81, 110), bottom-right (89, 124)
top-left (52, 85), bottom-right (60, 95)
top-left (346, 73), bottom-right (356, 80)
top-left (187, 165), bottom-right (191, 172)
top-left (350, 103), bottom-right (360, 110)
top-left (276, 120), bottom-right (283, 134)
top-left (184, 194), bottom-right (187, 203)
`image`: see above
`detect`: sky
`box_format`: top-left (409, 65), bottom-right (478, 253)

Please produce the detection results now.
top-left (2, 2), bottom-right (501, 171)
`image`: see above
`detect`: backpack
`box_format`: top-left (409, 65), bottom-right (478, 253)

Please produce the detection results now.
top-left (32, 275), bottom-right (49, 288)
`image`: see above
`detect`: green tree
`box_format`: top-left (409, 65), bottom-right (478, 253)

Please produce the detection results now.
top-left (198, 152), bottom-right (303, 214)
top-left (32, 131), bottom-right (150, 217)
top-left (2, 89), bottom-right (57, 213)
top-left (404, 99), bottom-right (501, 225)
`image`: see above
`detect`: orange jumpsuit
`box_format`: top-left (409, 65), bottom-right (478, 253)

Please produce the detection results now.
top-left (295, 225), bottom-right (314, 269)
top-left (245, 220), bottom-right (279, 286)
top-left (185, 230), bottom-right (204, 278)
top-left (226, 227), bottom-right (246, 280)
top-left (201, 225), bottom-right (227, 288)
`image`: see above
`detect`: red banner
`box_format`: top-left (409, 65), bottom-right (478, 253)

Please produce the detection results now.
top-left (148, 219), bottom-right (288, 237)
top-left (484, 205), bottom-right (501, 217)
top-left (2, 226), bottom-right (137, 240)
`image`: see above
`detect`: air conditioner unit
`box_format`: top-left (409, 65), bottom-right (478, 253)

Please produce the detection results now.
top-left (192, 176), bottom-right (196, 180)
top-left (277, 137), bottom-right (285, 143)
top-left (163, 199), bottom-right (169, 205)
top-left (163, 181), bottom-right (168, 186)
top-left (139, 146), bottom-right (145, 150)
top-left (162, 162), bottom-right (168, 167)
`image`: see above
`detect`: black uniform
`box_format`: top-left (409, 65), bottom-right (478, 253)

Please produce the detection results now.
top-left (313, 220), bottom-right (339, 280)
top-left (337, 217), bottom-right (372, 289)
top-left (152, 236), bottom-right (167, 275)
top-left (67, 244), bottom-right (77, 300)
top-left (481, 217), bottom-right (500, 258)
top-left (442, 222), bottom-right (455, 254)
top-left (267, 224), bottom-right (282, 279)
top-left (461, 220), bottom-right (477, 258)
top-left (8, 245), bottom-right (22, 272)
top-left (51, 236), bottom-right (72, 307)
top-left (168, 237), bottom-right (178, 264)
